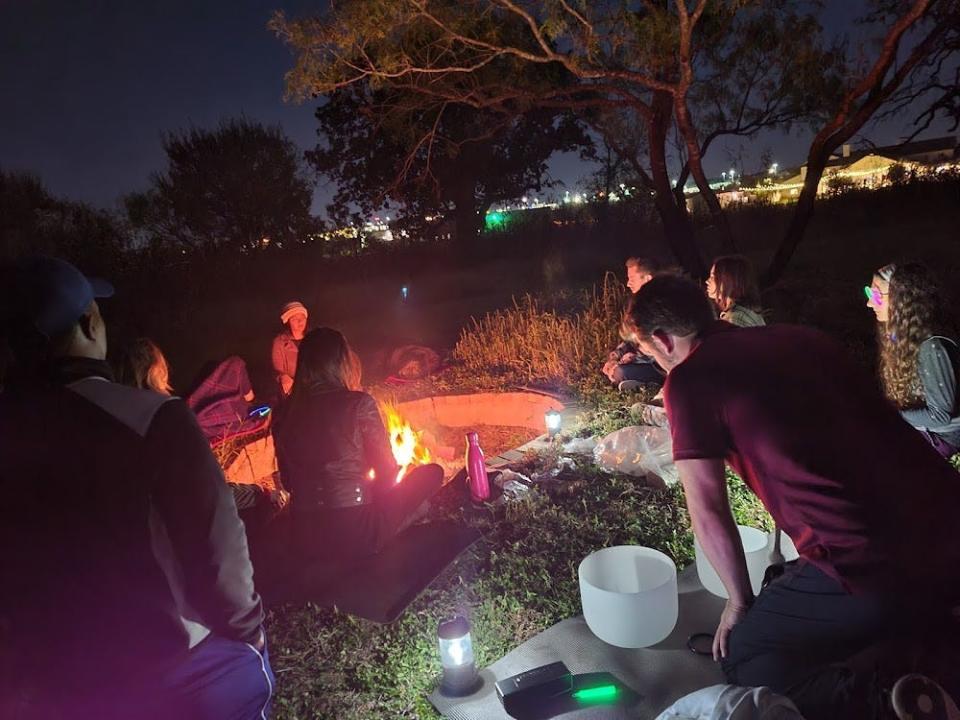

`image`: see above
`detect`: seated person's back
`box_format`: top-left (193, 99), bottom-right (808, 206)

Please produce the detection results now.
top-left (275, 328), bottom-right (442, 562)
top-left (277, 385), bottom-right (396, 509)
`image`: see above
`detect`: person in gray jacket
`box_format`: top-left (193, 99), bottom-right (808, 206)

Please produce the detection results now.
top-left (0, 257), bottom-right (273, 720)
top-left (868, 262), bottom-right (960, 457)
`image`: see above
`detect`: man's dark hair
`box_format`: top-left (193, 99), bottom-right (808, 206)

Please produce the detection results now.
top-left (625, 256), bottom-right (659, 275)
top-left (628, 274), bottom-right (716, 339)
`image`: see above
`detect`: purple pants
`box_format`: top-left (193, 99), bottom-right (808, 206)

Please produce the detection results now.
top-left (8, 635), bottom-right (274, 720)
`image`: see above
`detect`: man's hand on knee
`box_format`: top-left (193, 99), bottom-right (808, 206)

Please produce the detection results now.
top-left (714, 598), bottom-right (751, 662)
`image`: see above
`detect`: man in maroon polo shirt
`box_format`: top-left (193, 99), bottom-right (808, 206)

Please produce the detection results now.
top-left (626, 274), bottom-right (960, 718)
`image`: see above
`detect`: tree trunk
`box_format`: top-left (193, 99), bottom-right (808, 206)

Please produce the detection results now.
top-left (648, 92), bottom-right (705, 278)
top-left (762, 0), bottom-right (939, 286)
top-left (763, 153), bottom-right (827, 287)
top-left (674, 97), bottom-right (736, 253)
top-left (450, 177), bottom-right (483, 244)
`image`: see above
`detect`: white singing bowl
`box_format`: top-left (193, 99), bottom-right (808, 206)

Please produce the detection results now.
top-left (694, 525), bottom-right (770, 598)
top-left (579, 546), bottom-right (678, 648)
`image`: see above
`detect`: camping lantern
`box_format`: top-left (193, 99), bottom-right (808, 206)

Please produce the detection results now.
top-left (438, 616), bottom-right (479, 696)
top-left (545, 410), bottom-right (562, 437)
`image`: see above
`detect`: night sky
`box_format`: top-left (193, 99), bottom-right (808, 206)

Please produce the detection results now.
top-left (0, 1), bottom-right (950, 218)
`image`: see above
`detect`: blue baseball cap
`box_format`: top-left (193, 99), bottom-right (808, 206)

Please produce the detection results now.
top-left (14, 256), bottom-right (114, 338)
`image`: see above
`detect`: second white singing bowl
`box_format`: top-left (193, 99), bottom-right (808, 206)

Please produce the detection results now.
top-left (694, 525), bottom-right (771, 598)
top-left (579, 545), bottom-right (678, 648)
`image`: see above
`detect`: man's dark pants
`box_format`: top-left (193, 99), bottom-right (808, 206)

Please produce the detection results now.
top-left (721, 561), bottom-right (960, 719)
top-left (721, 562), bottom-right (893, 718)
top-left (609, 361), bottom-right (663, 386)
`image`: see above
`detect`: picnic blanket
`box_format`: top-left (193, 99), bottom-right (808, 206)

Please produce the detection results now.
top-left (258, 519), bottom-right (482, 624)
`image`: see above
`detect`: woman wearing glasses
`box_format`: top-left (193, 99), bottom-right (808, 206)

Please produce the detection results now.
top-left (867, 262), bottom-right (960, 458)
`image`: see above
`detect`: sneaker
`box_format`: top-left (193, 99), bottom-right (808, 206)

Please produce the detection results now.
top-left (892, 674), bottom-right (960, 720)
top-left (630, 402), bottom-right (669, 428)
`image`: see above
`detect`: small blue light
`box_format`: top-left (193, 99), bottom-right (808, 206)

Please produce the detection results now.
top-left (401, 286), bottom-right (409, 300)
top-left (248, 405), bottom-right (271, 418)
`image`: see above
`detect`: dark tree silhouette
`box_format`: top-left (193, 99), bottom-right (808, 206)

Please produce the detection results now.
top-left (274, 0), bottom-right (956, 280)
top-left (130, 119), bottom-right (315, 253)
top-left (0, 170), bottom-right (128, 276)
top-left (274, 0), bottom-right (841, 277)
top-left (310, 86), bottom-right (588, 244)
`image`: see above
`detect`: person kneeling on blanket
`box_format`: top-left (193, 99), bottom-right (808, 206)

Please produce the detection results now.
top-left (626, 274), bottom-right (960, 720)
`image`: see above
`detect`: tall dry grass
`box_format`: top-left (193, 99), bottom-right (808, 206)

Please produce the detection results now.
top-left (452, 272), bottom-right (628, 388)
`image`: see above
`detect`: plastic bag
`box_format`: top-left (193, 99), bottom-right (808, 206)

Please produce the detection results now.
top-left (593, 425), bottom-right (678, 485)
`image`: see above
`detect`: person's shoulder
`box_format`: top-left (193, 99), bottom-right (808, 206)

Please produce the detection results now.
top-left (919, 335), bottom-right (959, 364)
top-left (350, 390), bottom-right (378, 406)
top-left (920, 335), bottom-right (958, 352)
top-left (721, 305), bottom-right (765, 327)
top-left (68, 378), bottom-right (179, 438)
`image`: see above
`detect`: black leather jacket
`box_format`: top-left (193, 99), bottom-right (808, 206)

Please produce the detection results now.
top-left (275, 387), bottom-right (398, 510)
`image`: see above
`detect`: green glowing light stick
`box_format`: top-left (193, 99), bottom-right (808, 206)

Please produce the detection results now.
top-left (572, 684), bottom-right (619, 702)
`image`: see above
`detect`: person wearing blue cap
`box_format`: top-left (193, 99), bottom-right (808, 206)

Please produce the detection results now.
top-left (0, 257), bottom-right (274, 719)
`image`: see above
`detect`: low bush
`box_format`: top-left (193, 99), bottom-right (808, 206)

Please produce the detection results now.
top-left (452, 273), bottom-right (627, 392)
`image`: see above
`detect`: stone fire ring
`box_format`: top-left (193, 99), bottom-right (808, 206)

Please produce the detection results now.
top-left (396, 390), bottom-right (566, 468)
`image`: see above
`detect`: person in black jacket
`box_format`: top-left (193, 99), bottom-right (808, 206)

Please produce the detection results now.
top-left (275, 327), bottom-right (443, 564)
top-left (0, 257), bottom-right (273, 720)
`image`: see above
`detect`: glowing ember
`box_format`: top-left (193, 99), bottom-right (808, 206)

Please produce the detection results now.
top-left (379, 401), bottom-right (431, 483)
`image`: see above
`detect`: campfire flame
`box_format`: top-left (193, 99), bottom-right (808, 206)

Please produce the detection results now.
top-left (379, 401), bottom-right (432, 483)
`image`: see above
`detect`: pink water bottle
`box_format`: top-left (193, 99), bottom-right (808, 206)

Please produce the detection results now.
top-left (465, 432), bottom-right (490, 502)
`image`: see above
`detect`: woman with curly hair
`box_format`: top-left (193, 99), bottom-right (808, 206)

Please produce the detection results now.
top-left (706, 255), bottom-right (766, 328)
top-left (867, 262), bottom-right (960, 457)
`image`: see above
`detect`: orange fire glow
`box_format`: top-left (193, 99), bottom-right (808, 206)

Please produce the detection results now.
top-left (379, 401), bottom-right (431, 483)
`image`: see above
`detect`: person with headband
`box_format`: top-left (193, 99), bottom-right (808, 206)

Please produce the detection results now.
top-left (867, 262), bottom-right (960, 458)
top-left (272, 300), bottom-right (309, 397)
